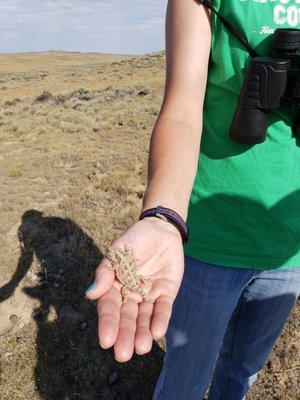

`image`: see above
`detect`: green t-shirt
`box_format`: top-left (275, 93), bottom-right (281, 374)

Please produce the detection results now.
top-left (183, 0), bottom-right (300, 269)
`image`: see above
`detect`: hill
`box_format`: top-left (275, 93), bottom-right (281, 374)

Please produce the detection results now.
top-left (0, 50), bottom-right (298, 400)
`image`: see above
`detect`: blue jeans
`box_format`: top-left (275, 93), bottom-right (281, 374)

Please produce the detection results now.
top-left (152, 255), bottom-right (300, 400)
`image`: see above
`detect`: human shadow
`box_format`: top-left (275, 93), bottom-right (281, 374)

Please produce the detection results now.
top-left (0, 210), bottom-right (164, 400)
top-left (1, 191), bottom-right (298, 398)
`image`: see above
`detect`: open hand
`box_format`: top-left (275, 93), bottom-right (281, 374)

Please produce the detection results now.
top-left (85, 217), bottom-right (184, 362)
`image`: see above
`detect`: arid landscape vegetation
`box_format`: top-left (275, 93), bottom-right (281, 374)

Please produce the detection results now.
top-left (0, 50), bottom-right (299, 399)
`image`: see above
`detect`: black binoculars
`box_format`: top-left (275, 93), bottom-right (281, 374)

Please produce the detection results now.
top-left (230, 28), bottom-right (300, 144)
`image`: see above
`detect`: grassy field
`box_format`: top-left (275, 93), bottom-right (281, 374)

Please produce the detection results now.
top-left (0, 51), bottom-right (299, 400)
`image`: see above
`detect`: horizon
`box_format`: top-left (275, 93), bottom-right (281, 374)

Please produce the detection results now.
top-left (0, 49), bottom-right (164, 56)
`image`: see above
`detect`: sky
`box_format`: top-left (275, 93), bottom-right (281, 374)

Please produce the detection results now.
top-left (0, 0), bottom-right (167, 55)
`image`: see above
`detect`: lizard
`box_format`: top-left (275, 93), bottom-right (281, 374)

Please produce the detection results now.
top-left (104, 244), bottom-right (155, 305)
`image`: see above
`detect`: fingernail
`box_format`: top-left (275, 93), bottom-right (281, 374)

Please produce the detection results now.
top-left (85, 282), bottom-right (96, 293)
top-left (99, 342), bottom-right (109, 349)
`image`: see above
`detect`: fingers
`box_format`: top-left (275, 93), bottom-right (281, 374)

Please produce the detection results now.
top-left (97, 286), bottom-right (122, 349)
top-left (113, 298), bottom-right (139, 362)
top-left (85, 256), bottom-right (115, 300)
top-left (97, 290), bottom-right (154, 360)
top-left (135, 301), bottom-right (154, 355)
top-left (97, 287), bottom-right (174, 360)
top-left (150, 295), bottom-right (174, 340)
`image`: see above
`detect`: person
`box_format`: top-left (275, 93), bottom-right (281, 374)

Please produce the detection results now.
top-left (85, 0), bottom-right (300, 399)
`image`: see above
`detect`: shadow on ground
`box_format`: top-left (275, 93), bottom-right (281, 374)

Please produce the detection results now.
top-left (0, 210), bottom-right (164, 400)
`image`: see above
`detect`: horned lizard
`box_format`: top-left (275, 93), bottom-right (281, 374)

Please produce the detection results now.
top-left (105, 244), bottom-right (155, 305)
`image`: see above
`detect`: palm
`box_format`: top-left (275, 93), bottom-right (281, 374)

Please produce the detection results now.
top-left (85, 217), bottom-right (184, 362)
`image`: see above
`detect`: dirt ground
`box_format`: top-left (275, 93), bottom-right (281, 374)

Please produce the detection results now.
top-left (0, 51), bottom-right (299, 400)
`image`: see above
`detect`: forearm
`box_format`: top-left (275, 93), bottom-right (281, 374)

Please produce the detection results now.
top-left (141, 0), bottom-right (211, 221)
top-left (141, 114), bottom-right (202, 221)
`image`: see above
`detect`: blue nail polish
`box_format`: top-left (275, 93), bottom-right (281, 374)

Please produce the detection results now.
top-left (86, 282), bottom-right (96, 293)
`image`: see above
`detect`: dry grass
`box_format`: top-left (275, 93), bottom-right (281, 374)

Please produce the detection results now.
top-left (0, 50), bottom-right (298, 400)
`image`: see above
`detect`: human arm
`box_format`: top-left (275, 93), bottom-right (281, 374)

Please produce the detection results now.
top-left (85, 0), bottom-right (212, 362)
top-left (142, 0), bottom-right (212, 220)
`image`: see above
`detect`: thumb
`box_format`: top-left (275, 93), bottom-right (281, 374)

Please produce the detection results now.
top-left (85, 256), bottom-right (115, 300)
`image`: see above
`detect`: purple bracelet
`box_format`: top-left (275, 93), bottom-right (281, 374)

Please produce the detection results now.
top-left (138, 205), bottom-right (189, 244)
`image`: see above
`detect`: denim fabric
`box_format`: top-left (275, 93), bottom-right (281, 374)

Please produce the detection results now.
top-left (152, 254), bottom-right (300, 400)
